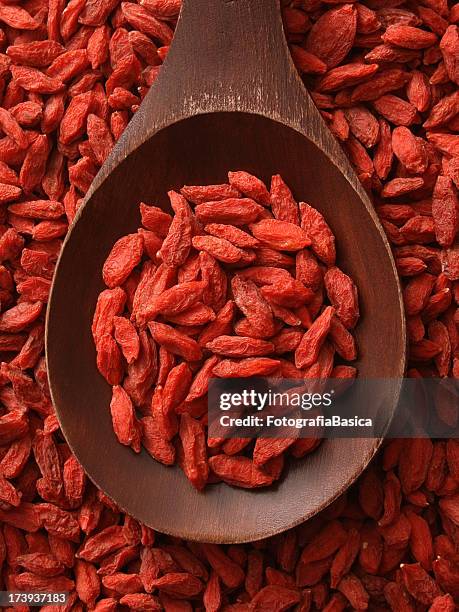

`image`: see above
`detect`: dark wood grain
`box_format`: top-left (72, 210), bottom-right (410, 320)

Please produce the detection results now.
top-left (45, 0), bottom-right (406, 544)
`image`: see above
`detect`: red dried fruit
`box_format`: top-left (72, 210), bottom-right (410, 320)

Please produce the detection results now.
top-left (0, 108), bottom-right (28, 150)
top-left (213, 357), bottom-right (280, 378)
top-left (337, 573), bottom-right (369, 610)
top-left (121, 3), bottom-right (173, 45)
top-left (179, 414), bottom-right (208, 491)
top-left (305, 4), bottom-right (357, 68)
top-left (250, 585), bottom-right (301, 610)
top-left (15, 573), bottom-right (74, 593)
top-left (203, 570), bottom-right (221, 612)
top-left (324, 267), bottom-right (359, 329)
top-left (261, 279), bottom-right (313, 308)
top-left (96, 334), bottom-right (123, 385)
top-left (300, 203), bottom-right (336, 265)
top-left (204, 224), bottom-right (259, 248)
top-left (373, 95), bottom-right (418, 127)
top-left (148, 281), bottom-right (207, 320)
top-left (253, 438), bottom-right (296, 467)
top-left (198, 300), bottom-right (234, 347)
top-left (270, 174), bottom-right (299, 224)
top-left (329, 316), bottom-right (357, 361)
top-left (399, 439), bottom-right (433, 494)
top-left (90, 171), bottom-right (361, 487)
top-left (318, 63), bottom-right (379, 93)
top-left (9, 199), bottom-right (64, 219)
top-left (159, 192), bottom-right (193, 266)
top-left (123, 330), bottom-right (158, 406)
top-left (195, 198), bottom-right (264, 225)
top-left (103, 233), bottom-right (144, 288)
top-left (113, 316), bottom-right (140, 364)
top-left (102, 572), bottom-right (143, 595)
top-left (32, 430), bottom-right (62, 496)
top-left (11, 65), bottom-right (65, 95)
top-left (400, 563), bottom-right (440, 604)
top-left (110, 386), bottom-right (141, 452)
top-left (142, 416), bottom-right (175, 465)
top-left (424, 91), bottom-right (459, 129)
top-left (0, 4), bottom-right (39, 30)
top-left (392, 126), bottom-right (428, 174)
top-left (151, 572), bottom-right (202, 599)
top-left (77, 526), bottom-right (128, 563)
top-left (344, 105), bottom-right (380, 148)
top-left (300, 521), bottom-right (347, 565)
top-left (192, 235), bottom-right (244, 263)
top-left (0, 301), bottom-right (43, 332)
top-left (383, 25), bottom-right (437, 49)
top-left (209, 455), bottom-right (275, 489)
top-left (290, 46), bottom-right (327, 76)
top-left (231, 275), bottom-right (275, 338)
top-left (432, 176), bottom-right (459, 248)
top-left (295, 306), bottom-right (335, 369)
top-left (403, 273), bottom-right (436, 316)
top-left (87, 114), bottom-right (114, 165)
top-left (440, 25), bottom-right (459, 84)
top-left (1, 4), bottom-right (457, 606)
top-left (228, 171), bottom-right (271, 206)
top-left (16, 552), bottom-right (64, 577)
top-left (429, 594), bottom-right (456, 612)
top-left (47, 49), bottom-right (90, 83)
top-left (59, 91), bottom-right (94, 144)
top-left (330, 529), bottom-right (360, 589)
top-left (92, 287), bottom-right (126, 340)
top-left (371, 118), bottom-right (392, 181)
top-left (351, 69), bottom-right (410, 104)
top-left (238, 266), bottom-right (292, 287)
top-left (63, 455), bottom-right (85, 508)
top-left (206, 336), bottom-right (273, 358)
top-left (37, 503), bottom-right (80, 542)
top-left (75, 559), bottom-right (100, 607)
top-left (250, 219), bottom-right (311, 251)
top-left (180, 183), bottom-right (239, 205)
top-left (149, 322), bottom-right (201, 362)
top-left (140, 203), bottom-right (172, 236)
top-left (132, 262), bottom-right (174, 326)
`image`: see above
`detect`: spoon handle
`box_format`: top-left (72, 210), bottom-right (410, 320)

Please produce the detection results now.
top-left (105, 0), bottom-right (368, 219)
top-left (157, 0), bottom-right (302, 116)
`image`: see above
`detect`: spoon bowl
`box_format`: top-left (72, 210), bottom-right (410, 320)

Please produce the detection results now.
top-left (46, 0), bottom-right (406, 543)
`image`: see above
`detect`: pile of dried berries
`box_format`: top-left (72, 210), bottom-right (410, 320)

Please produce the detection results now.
top-left (0, 0), bottom-right (457, 609)
top-left (93, 172), bottom-right (359, 489)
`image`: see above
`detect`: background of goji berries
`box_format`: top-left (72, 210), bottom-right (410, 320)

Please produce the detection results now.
top-left (0, 0), bottom-right (458, 609)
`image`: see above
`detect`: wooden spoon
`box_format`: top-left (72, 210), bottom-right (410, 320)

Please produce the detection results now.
top-left (46, 0), bottom-right (406, 543)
